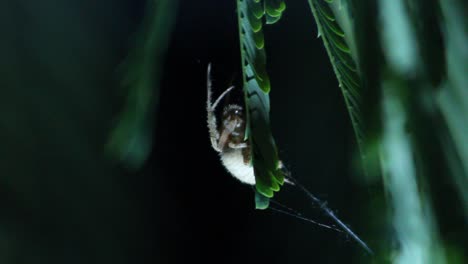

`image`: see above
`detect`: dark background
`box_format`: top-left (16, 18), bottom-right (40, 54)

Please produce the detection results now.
top-left (154, 1), bottom-right (373, 263)
top-left (0, 0), bottom-right (375, 263)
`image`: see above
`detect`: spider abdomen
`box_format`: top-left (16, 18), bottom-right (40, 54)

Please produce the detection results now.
top-left (220, 149), bottom-right (255, 185)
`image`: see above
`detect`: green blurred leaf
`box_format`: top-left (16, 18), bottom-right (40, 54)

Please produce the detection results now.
top-left (437, 0), bottom-right (468, 215)
top-left (349, 0), bottom-right (468, 261)
top-left (106, 0), bottom-right (177, 169)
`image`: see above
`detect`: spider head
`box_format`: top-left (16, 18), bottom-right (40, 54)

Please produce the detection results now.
top-left (222, 104), bottom-right (245, 142)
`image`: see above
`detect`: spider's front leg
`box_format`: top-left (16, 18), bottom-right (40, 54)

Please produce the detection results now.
top-left (206, 64), bottom-right (235, 152)
top-left (228, 142), bottom-right (248, 149)
top-left (206, 64), bottom-right (256, 185)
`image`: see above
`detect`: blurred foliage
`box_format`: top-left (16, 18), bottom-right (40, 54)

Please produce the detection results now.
top-left (106, 0), bottom-right (178, 169)
top-left (309, 0), bottom-right (468, 262)
top-left (1, 0), bottom-right (467, 263)
top-left (0, 0), bottom-right (155, 263)
top-left (0, 0), bottom-right (176, 263)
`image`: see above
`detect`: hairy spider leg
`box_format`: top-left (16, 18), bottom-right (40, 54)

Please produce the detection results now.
top-left (206, 64), bottom-right (235, 152)
top-left (228, 142), bottom-right (248, 149)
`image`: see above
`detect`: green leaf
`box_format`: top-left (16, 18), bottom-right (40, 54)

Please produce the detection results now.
top-left (237, 0), bottom-right (285, 202)
top-left (106, 0), bottom-right (178, 169)
top-left (352, 0), bottom-right (468, 260)
top-left (438, 0), bottom-right (468, 212)
top-left (255, 190), bottom-right (270, 209)
top-left (307, 0), bottom-right (366, 170)
top-left (264, 0), bottom-right (286, 24)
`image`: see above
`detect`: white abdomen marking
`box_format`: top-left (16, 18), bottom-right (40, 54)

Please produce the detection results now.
top-left (220, 149), bottom-right (255, 185)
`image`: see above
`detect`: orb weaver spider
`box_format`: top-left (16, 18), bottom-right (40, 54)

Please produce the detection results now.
top-left (206, 64), bottom-right (255, 185)
top-left (205, 64), bottom-right (373, 255)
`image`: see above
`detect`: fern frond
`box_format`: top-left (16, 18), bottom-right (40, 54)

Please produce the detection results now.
top-left (237, 0), bottom-right (285, 205)
top-left (352, 0), bottom-right (468, 260)
top-left (106, 0), bottom-right (178, 169)
top-left (307, 0), bottom-right (366, 168)
top-left (438, 0), bottom-right (468, 213)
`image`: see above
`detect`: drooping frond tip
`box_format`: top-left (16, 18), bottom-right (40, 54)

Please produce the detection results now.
top-left (106, 0), bottom-right (178, 169)
top-left (237, 0), bottom-right (285, 202)
top-left (307, 0), bottom-right (366, 169)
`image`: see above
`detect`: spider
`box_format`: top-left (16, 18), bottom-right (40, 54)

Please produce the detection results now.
top-left (206, 64), bottom-right (255, 185)
top-left (205, 65), bottom-right (373, 254)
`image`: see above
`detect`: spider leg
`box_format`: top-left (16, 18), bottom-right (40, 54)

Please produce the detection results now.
top-left (207, 64), bottom-right (235, 152)
top-left (207, 64), bottom-right (221, 152)
top-left (217, 116), bottom-right (241, 150)
top-left (228, 142), bottom-right (248, 149)
top-left (212, 86), bottom-right (235, 110)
